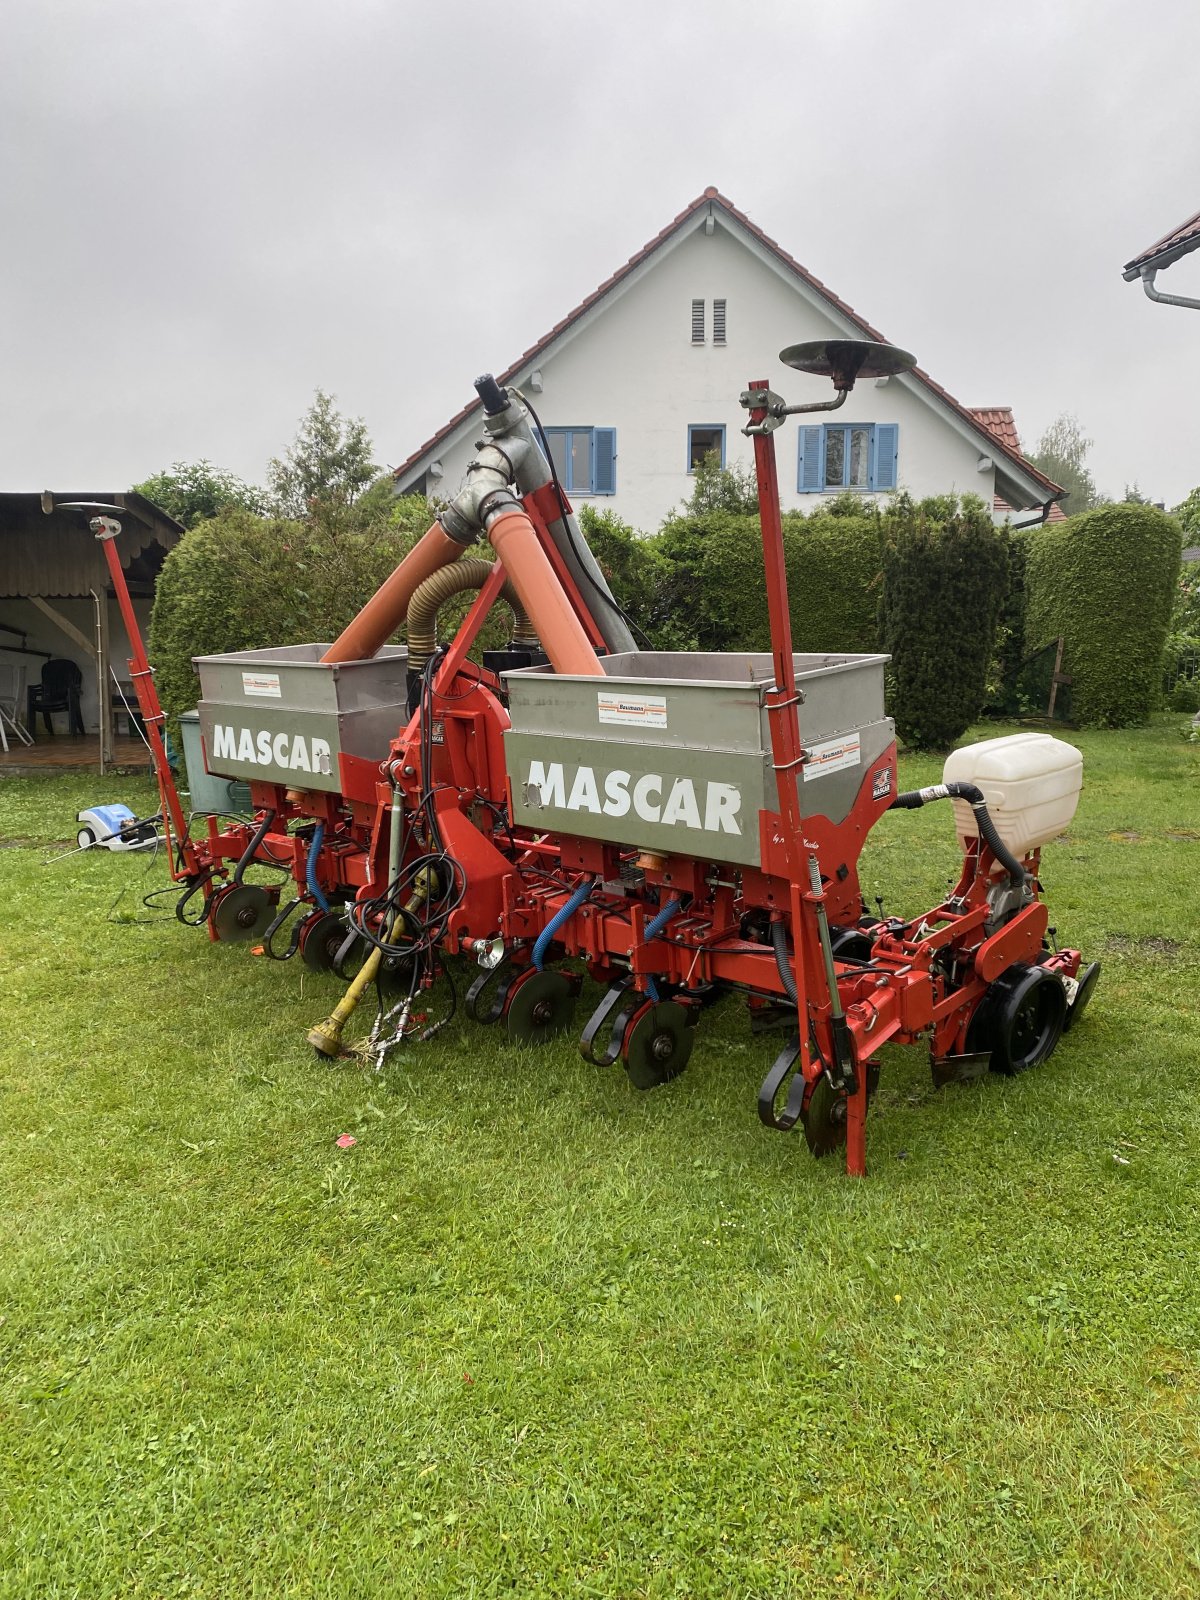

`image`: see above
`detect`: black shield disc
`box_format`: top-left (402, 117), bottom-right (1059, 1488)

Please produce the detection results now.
top-left (505, 970), bottom-right (577, 1045)
top-left (623, 1001), bottom-right (694, 1090)
top-left (210, 884), bottom-right (274, 943)
top-left (802, 1073), bottom-right (848, 1158)
top-left (1063, 960), bottom-right (1101, 1032)
top-left (299, 911), bottom-right (350, 972)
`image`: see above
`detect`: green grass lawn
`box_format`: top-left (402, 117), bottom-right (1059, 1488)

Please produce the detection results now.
top-left (2, 719), bottom-right (1198, 1598)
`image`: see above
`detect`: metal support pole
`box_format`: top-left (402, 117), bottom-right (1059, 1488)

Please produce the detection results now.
top-left (747, 385), bottom-right (864, 1176)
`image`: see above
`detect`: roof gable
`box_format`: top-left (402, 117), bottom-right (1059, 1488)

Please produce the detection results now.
top-left (394, 188), bottom-right (1062, 503)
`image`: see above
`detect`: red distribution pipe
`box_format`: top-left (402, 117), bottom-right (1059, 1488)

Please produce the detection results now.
top-left (322, 520), bottom-right (464, 664)
top-left (486, 508), bottom-right (604, 677)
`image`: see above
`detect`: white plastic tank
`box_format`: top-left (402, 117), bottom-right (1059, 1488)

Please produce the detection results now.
top-left (943, 732), bottom-right (1082, 859)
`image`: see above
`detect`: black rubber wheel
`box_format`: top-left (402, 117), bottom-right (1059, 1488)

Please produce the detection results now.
top-left (830, 925), bottom-right (873, 962)
top-left (969, 963), bottom-right (1068, 1075)
top-left (77, 826), bottom-right (96, 850)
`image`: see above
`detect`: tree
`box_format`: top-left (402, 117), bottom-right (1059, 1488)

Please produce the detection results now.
top-left (133, 460), bottom-right (264, 529)
top-left (1173, 486), bottom-right (1200, 538)
top-left (1026, 414), bottom-right (1107, 515)
top-left (670, 454), bottom-right (759, 519)
top-left (879, 494), bottom-right (1010, 749)
top-left (267, 390), bottom-right (379, 525)
top-left (1025, 503), bottom-right (1181, 727)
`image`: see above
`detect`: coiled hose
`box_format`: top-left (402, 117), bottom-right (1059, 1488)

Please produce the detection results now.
top-left (890, 782), bottom-right (1026, 885)
top-left (406, 558), bottom-right (538, 677)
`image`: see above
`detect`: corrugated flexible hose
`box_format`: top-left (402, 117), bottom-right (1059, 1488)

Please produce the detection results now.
top-left (890, 782), bottom-right (1026, 886)
top-left (406, 559), bottom-right (538, 676)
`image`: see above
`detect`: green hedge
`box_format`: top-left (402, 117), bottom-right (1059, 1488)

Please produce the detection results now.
top-left (578, 506), bottom-right (669, 643)
top-left (619, 498), bottom-right (883, 655)
top-left (879, 495), bottom-right (1009, 749)
top-left (149, 498), bottom-right (444, 723)
top-left (1025, 504), bottom-right (1182, 727)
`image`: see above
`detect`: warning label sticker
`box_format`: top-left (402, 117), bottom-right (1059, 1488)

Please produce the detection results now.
top-left (241, 671), bottom-right (282, 698)
top-left (802, 731), bottom-right (861, 781)
top-left (597, 691), bottom-right (668, 730)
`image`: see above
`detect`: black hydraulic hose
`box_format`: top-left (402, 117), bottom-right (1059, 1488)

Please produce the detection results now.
top-left (891, 782), bottom-right (1026, 886)
top-left (772, 919), bottom-right (797, 1004)
top-left (233, 808), bottom-right (277, 885)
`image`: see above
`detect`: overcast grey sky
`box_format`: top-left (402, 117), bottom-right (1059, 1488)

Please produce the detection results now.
top-left (3, 0), bottom-right (1198, 510)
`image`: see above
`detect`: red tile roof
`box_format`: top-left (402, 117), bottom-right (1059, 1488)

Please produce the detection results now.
top-left (970, 407), bottom-right (1021, 454)
top-left (1123, 206), bottom-right (1200, 279)
top-left (395, 187), bottom-right (1063, 502)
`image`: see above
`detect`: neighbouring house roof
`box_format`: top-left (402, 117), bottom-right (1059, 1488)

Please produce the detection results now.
top-left (394, 187), bottom-right (1064, 506)
top-left (975, 409), bottom-right (1068, 523)
top-left (0, 491), bottom-right (184, 599)
top-left (1122, 207), bottom-right (1200, 280)
top-left (992, 492), bottom-right (1067, 525)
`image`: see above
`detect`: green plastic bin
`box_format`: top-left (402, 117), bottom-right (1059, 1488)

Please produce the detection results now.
top-left (179, 710), bottom-right (253, 815)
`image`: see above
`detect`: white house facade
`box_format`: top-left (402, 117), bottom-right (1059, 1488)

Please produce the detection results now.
top-left (394, 189), bottom-right (1061, 533)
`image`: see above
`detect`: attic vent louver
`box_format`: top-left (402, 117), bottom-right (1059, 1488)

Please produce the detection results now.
top-left (691, 299), bottom-right (705, 344)
top-left (713, 298), bottom-right (726, 344)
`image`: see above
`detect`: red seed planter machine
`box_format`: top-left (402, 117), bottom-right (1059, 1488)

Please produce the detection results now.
top-left (90, 339), bottom-right (1098, 1175)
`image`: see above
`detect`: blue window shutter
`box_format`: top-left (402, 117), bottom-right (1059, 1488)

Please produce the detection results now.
top-left (872, 424), bottom-right (898, 491)
top-left (798, 426), bottom-right (822, 492)
top-left (592, 428), bottom-right (617, 495)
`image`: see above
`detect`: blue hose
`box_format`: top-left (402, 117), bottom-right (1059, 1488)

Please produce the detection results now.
top-left (643, 896), bottom-right (682, 1002)
top-left (532, 876), bottom-right (594, 970)
top-left (306, 822), bottom-right (332, 914)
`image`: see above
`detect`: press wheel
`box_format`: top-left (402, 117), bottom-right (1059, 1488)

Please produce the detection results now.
top-left (505, 970), bottom-right (577, 1045)
top-left (622, 1001), bottom-right (694, 1090)
top-left (209, 883), bottom-right (274, 943)
top-left (968, 963), bottom-right (1068, 1075)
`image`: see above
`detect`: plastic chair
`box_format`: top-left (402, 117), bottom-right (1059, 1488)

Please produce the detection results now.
top-left (27, 658), bottom-right (85, 738)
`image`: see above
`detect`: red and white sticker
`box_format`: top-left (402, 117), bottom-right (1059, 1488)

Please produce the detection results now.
top-left (597, 691), bottom-right (667, 729)
top-left (803, 731), bottom-right (861, 781)
top-left (241, 671), bottom-right (282, 698)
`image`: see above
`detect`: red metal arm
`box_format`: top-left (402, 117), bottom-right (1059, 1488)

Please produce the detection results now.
top-left (96, 528), bottom-right (199, 878)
